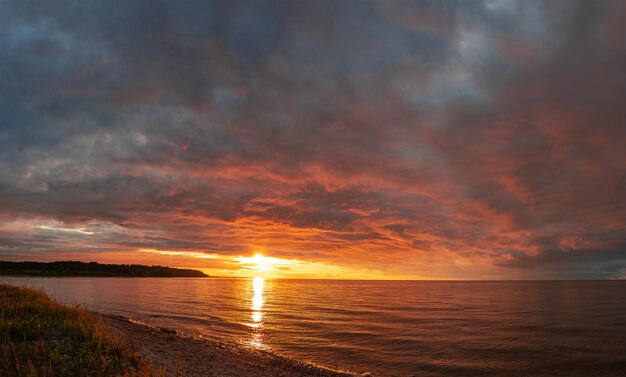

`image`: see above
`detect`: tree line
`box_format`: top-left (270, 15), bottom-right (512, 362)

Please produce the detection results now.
top-left (0, 261), bottom-right (208, 277)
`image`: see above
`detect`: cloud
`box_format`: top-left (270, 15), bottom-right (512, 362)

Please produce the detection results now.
top-left (0, 0), bottom-right (625, 278)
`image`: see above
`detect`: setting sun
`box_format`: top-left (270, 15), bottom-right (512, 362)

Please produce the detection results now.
top-left (252, 254), bottom-right (272, 272)
top-left (233, 253), bottom-right (286, 277)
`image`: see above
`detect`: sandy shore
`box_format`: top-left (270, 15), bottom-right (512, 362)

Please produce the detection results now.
top-left (101, 313), bottom-right (361, 377)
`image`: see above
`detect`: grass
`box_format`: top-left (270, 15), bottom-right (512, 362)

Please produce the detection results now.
top-left (0, 283), bottom-right (165, 377)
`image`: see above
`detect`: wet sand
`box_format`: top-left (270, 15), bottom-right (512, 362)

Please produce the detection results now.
top-left (102, 314), bottom-right (361, 377)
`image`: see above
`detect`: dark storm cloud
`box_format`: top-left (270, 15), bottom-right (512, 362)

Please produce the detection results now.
top-left (1, 0), bottom-right (625, 278)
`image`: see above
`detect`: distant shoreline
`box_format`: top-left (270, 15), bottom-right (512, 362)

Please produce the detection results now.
top-left (0, 260), bottom-right (208, 278)
top-left (0, 274), bottom-right (210, 278)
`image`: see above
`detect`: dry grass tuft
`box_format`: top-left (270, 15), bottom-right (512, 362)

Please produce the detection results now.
top-left (0, 283), bottom-right (166, 377)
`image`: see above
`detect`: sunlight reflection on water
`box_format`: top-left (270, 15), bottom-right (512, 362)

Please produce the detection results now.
top-left (249, 277), bottom-right (265, 348)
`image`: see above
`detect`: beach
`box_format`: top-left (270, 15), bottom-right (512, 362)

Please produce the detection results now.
top-left (103, 314), bottom-right (358, 377)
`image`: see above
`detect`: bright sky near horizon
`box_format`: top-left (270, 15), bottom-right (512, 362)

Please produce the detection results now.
top-left (1, 0), bottom-right (626, 279)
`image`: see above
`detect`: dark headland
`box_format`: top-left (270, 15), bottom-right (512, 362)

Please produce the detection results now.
top-left (0, 261), bottom-right (208, 277)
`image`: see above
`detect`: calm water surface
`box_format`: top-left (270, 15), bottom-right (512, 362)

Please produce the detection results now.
top-left (2, 277), bottom-right (626, 376)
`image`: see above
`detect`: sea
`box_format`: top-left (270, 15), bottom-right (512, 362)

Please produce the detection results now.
top-left (2, 277), bottom-right (625, 376)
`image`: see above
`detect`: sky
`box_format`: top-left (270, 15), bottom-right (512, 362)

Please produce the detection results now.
top-left (1, 0), bottom-right (626, 279)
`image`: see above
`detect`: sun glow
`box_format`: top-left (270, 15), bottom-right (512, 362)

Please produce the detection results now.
top-left (234, 253), bottom-right (286, 276)
top-left (252, 253), bottom-right (272, 272)
top-left (138, 248), bottom-right (396, 279)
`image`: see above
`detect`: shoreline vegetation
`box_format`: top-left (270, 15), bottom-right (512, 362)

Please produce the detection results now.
top-left (0, 283), bottom-right (161, 377)
top-left (0, 283), bottom-right (359, 377)
top-left (0, 261), bottom-right (208, 278)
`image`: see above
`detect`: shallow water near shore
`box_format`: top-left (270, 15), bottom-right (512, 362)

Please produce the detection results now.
top-left (2, 277), bottom-right (626, 376)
